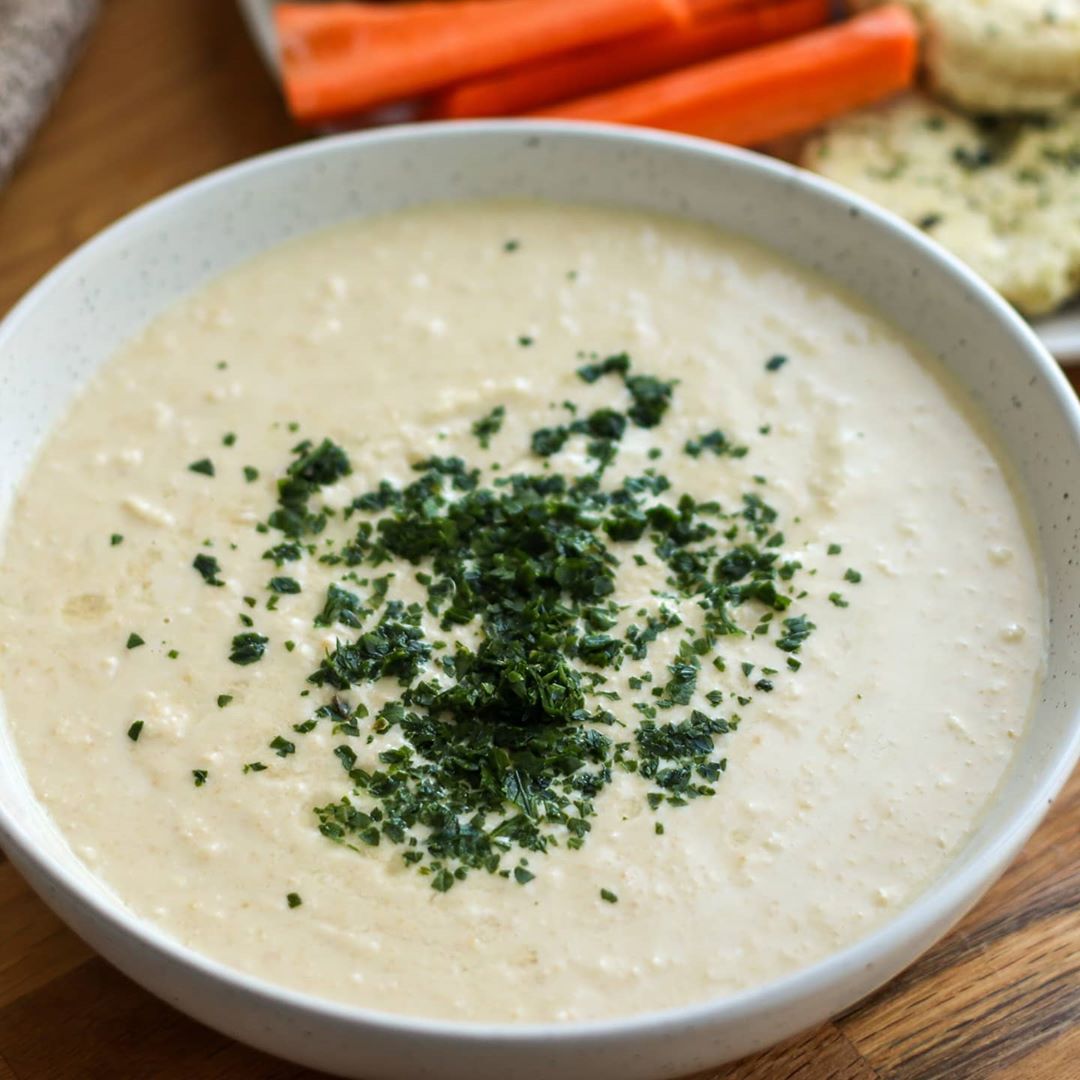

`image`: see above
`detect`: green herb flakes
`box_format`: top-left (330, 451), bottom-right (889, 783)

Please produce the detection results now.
top-left (577, 352), bottom-right (629, 384)
top-left (270, 735), bottom-right (296, 757)
top-left (286, 892), bottom-right (303, 908)
top-left (432, 868), bottom-right (455, 892)
top-left (193, 553), bottom-right (225, 586)
top-left (600, 888), bottom-right (618, 903)
top-left (201, 356), bottom-right (826, 894)
top-left (127, 720), bottom-right (144, 742)
top-left (531, 425), bottom-right (569, 457)
top-left (471, 405), bottom-right (506, 449)
top-left (192, 769), bottom-right (208, 787)
top-left (188, 458), bottom-right (215, 477)
top-left (684, 429), bottom-right (747, 459)
top-left (217, 694), bottom-right (233, 708)
top-left (229, 632), bottom-right (268, 665)
top-left (126, 633), bottom-right (145, 650)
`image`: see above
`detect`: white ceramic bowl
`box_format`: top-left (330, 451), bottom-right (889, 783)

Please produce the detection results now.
top-left (1, 123), bottom-right (1078, 1080)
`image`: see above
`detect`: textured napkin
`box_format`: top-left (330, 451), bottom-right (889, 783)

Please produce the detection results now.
top-left (0, 0), bottom-right (99, 186)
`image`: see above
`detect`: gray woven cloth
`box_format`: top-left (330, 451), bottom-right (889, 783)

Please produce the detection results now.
top-left (0, 0), bottom-right (99, 186)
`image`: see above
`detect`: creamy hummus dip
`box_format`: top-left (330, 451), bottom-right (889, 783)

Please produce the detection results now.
top-left (0, 202), bottom-right (1043, 1023)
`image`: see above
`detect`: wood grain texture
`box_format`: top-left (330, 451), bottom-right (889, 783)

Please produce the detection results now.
top-left (0, 2), bottom-right (1077, 1078)
top-left (0, 863), bottom-right (94, 1010)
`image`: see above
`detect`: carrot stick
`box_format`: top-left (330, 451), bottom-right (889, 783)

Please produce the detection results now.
top-left (684, 0), bottom-right (788, 16)
top-left (432, 0), bottom-right (831, 120)
top-left (532, 5), bottom-right (919, 148)
top-left (277, 0), bottom-right (690, 124)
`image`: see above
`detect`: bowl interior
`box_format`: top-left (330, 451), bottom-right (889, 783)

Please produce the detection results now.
top-left (1, 122), bottom-right (1078, 1021)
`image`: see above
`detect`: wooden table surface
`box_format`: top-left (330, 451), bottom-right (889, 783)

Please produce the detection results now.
top-left (0, 2), bottom-right (1077, 1078)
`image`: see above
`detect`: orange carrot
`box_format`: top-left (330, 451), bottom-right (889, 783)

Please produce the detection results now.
top-left (277, 0), bottom-right (690, 124)
top-left (532, 5), bottom-right (919, 148)
top-left (432, 0), bottom-right (830, 120)
top-left (684, 0), bottom-right (788, 16)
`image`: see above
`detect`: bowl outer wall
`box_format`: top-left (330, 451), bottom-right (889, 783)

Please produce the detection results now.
top-left (0, 121), bottom-right (1078, 1080)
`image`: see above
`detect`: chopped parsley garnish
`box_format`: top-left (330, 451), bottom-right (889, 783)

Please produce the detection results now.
top-left (193, 553), bottom-right (225, 586)
top-left (217, 694), bottom-right (233, 708)
top-left (110, 533), bottom-right (124, 546)
top-left (244, 762), bottom-right (267, 773)
top-left (577, 352), bottom-right (630, 383)
top-left (127, 720), bottom-right (144, 742)
top-left (776, 614), bottom-right (815, 652)
top-left (531, 425), bottom-right (569, 457)
top-left (264, 542), bottom-right (301, 566)
top-left (827, 543), bottom-right (842, 556)
top-left (167, 649), bottom-right (179, 659)
top-left (188, 458), bottom-right (215, 477)
top-left (765, 354), bottom-right (788, 372)
top-left (684, 430), bottom-right (748, 459)
top-left (267, 438), bottom-right (351, 538)
top-left (270, 735), bottom-right (296, 757)
top-left (229, 632), bottom-right (268, 665)
top-left (829, 592), bottom-right (849, 608)
top-left (844, 568), bottom-right (862, 584)
top-left (192, 769), bottom-right (208, 787)
top-left (286, 891), bottom-right (303, 908)
top-left (223, 432), bottom-right (237, 447)
top-left (625, 373), bottom-right (674, 428)
top-left (314, 583), bottom-right (367, 628)
top-left (126, 633), bottom-right (145, 650)
top-left (600, 888), bottom-right (618, 903)
top-left (244, 466), bottom-right (259, 483)
top-left (208, 356), bottom-right (832, 893)
top-left (502, 239), bottom-right (520, 252)
top-left (471, 405), bottom-right (505, 449)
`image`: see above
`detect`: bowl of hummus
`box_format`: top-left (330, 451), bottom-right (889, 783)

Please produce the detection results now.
top-left (0, 122), bottom-right (1077, 1080)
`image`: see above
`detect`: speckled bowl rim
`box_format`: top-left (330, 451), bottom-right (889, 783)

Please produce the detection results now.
top-left (0, 120), bottom-right (1078, 1050)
